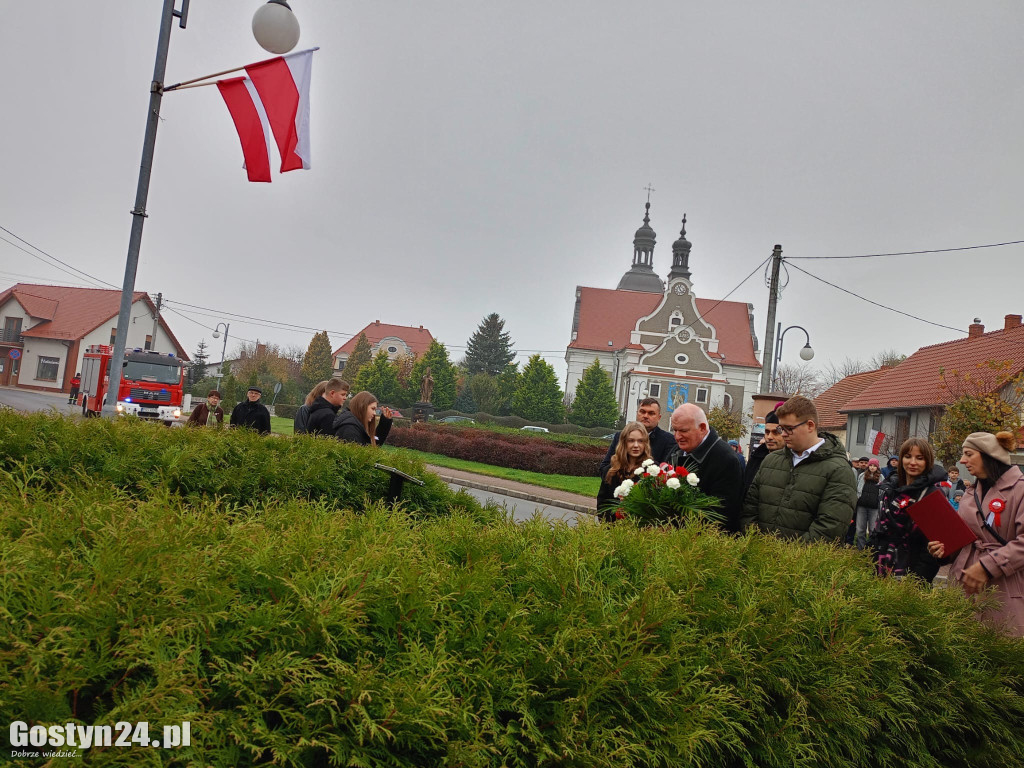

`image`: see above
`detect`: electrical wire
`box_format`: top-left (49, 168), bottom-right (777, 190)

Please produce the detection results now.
top-left (786, 261), bottom-right (966, 333)
top-left (0, 232), bottom-right (115, 290)
top-left (786, 240), bottom-right (1024, 260)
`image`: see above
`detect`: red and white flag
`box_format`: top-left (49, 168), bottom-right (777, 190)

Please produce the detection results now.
top-left (217, 48), bottom-right (315, 182)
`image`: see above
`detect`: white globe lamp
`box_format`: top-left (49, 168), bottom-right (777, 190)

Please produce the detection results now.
top-left (799, 343), bottom-right (815, 362)
top-left (253, 0), bottom-right (300, 55)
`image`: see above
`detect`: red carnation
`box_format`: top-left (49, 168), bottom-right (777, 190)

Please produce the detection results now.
top-left (675, 466), bottom-right (688, 476)
top-left (614, 510), bottom-right (625, 520)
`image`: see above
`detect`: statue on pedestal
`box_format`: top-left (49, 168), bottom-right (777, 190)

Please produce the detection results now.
top-left (420, 367), bottom-right (434, 404)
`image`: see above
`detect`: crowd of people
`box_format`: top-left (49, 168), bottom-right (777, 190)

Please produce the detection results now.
top-left (597, 395), bottom-right (1024, 637)
top-left (186, 378), bottom-right (394, 448)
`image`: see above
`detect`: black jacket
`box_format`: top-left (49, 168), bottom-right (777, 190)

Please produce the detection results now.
top-left (332, 409), bottom-right (393, 446)
top-left (304, 396), bottom-right (340, 437)
top-left (667, 426), bottom-right (745, 533)
top-left (230, 399), bottom-right (271, 435)
top-left (743, 442), bottom-right (773, 493)
top-left (599, 426), bottom-right (677, 481)
top-left (873, 465), bottom-right (948, 582)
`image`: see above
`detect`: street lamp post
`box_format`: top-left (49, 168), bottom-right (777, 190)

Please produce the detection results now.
top-left (772, 324), bottom-right (814, 392)
top-left (105, 1), bottom-right (300, 418)
top-left (211, 323), bottom-right (230, 384)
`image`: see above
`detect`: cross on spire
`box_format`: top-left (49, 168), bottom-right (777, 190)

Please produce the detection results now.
top-left (644, 183), bottom-right (656, 203)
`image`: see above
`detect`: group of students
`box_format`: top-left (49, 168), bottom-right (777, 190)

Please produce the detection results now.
top-left (597, 406), bottom-right (1024, 637)
top-left (185, 378), bottom-right (393, 447)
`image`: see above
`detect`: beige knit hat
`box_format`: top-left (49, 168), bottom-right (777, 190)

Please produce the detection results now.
top-left (962, 431), bottom-right (1014, 465)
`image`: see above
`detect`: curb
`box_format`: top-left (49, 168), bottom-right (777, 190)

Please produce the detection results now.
top-left (429, 471), bottom-right (597, 516)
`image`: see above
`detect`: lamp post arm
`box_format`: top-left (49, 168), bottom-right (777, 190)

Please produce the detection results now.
top-left (105, 0), bottom-right (180, 417)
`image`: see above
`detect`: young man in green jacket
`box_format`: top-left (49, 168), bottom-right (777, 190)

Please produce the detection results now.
top-left (741, 395), bottom-right (857, 543)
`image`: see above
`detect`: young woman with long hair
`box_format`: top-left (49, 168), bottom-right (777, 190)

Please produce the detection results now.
top-left (928, 431), bottom-right (1024, 636)
top-left (854, 459), bottom-right (883, 550)
top-left (332, 390), bottom-right (393, 447)
top-left (293, 380), bottom-right (329, 434)
top-left (596, 421), bottom-right (652, 520)
top-left (873, 437), bottom-right (948, 581)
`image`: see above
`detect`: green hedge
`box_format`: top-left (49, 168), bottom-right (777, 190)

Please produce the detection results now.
top-left (432, 409), bottom-right (611, 437)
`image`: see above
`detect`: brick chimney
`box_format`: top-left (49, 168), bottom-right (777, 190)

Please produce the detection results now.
top-left (1005, 314), bottom-right (1023, 331)
top-left (968, 320), bottom-right (985, 339)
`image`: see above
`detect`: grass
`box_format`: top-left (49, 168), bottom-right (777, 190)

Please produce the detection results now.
top-left (385, 446), bottom-right (602, 497)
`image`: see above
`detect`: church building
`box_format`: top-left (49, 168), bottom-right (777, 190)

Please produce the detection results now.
top-left (564, 203), bottom-right (762, 431)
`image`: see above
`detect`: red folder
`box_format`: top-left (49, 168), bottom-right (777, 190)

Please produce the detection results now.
top-left (907, 490), bottom-right (978, 554)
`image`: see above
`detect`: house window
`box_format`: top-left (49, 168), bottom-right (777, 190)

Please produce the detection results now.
top-left (695, 387), bottom-right (709, 404)
top-left (669, 316), bottom-right (682, 330)
top-left (145, 335), bottom-right (153, 351)
top-left (649, 383), bottom-right (661, 398)
top-left (110, 327), bottom-right (117, 346)
top-left (723, 393), bottom-right (733, 410)
top-left (871, 413), bottom-right (882, 432)
top-left (387, 346), bottom-right (398, 354)
top-left (36, 356), bottom-right (60, 382)
top-left (674, 353), bottom-right (689, 365)
top-left (856, 415), bottom-right (867, 444)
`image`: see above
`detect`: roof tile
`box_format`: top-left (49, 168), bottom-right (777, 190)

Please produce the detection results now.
top-left (332, 322), bottom-right (435, 358)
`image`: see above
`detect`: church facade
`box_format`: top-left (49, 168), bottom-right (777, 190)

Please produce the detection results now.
top-left (564, 203), bottom-right (762, 431)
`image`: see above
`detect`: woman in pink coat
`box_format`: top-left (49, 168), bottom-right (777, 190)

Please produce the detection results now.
top-left (928, 431), bottom-right (1024, 636)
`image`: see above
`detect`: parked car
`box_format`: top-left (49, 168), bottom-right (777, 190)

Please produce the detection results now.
top-left (601, 433), bottom-right (617, 440)
top-left (439, 415), bottom-right (474, 423)
top-left (520, 425), bottom-right (550, 433)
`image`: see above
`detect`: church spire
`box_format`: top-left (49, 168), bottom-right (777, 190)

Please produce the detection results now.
top-left (668, 213), bottom-right (692, 281)
top-left (616, 197), bottom-right (665, 293)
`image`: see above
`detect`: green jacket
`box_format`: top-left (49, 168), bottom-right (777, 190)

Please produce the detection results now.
top-left (741, 432), bottom-right (857, 543)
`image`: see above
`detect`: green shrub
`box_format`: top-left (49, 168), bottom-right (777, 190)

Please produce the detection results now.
top-left (273, 402), bottom-right (300, 419)
top-left (1, 479), bottom-right (1023, 767)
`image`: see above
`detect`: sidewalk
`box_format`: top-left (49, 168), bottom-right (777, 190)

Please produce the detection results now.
top-left (425, 464), bottom-right (597, 515)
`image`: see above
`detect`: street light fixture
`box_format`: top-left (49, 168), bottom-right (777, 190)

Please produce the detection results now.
top-left (253, 0), bottom-right (301, 54)
top-left (104, 1), bottom-right (302, 417)
top-left (773, 324), bottom-right (814, 392)
top-left (211, 322), bottom-right (230, 383)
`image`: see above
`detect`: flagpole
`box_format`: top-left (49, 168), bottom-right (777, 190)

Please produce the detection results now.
top-left (163, 47), bottom-right (319, 92)
top-left (105, 0), bottom-right (184, 418)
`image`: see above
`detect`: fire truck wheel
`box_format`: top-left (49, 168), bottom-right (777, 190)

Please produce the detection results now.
top-left (82, 400), bottom-right (88, 417)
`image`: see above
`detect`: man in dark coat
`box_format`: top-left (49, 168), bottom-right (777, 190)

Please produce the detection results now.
top-left (743, 409), bottom-right (783, 492)
top-left (304, 378), bottom-right (350, 436)
top-left (599, 397), bottom-right (677, 480)
top-left (667, 403), bottom-right (744, 533)
top-left (229, 386), bottom-right (271, 435)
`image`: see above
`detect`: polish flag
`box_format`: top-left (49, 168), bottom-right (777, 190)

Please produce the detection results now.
top-left (217, 48), bottom-right (314, 182)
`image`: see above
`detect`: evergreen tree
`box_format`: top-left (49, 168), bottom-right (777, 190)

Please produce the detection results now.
top-left (300, 331), bottom-right (335, 389)
top-left (409, 340), bottom-right (457, 410)
top-left (511, 354), bottom-right (565, 423)
top-left (495, 364), bottom-right (520, 415)
top-left (570, 358), bottom-right (619, 428)
top-left (188, 340), bottom-right (209, 388)
top-left (344, 333), bottom-right (373, 384)
top-left (468, 373), bottom-right (503, 415)
top-left (454, 384), bottom-right (477, 414)
top-left (464, 313), bottom-right (516, 376)
top-left (352, 349), bottom-right (399, 404)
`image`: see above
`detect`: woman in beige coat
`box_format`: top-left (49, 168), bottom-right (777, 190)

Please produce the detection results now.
top-left (928, 431), bottom-right (1024, 637)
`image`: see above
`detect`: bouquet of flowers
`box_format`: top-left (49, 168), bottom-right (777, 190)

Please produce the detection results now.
top-left (611, 459), bottom-right (723, 527)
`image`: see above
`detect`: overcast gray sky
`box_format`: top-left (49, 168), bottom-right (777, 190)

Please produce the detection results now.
top-left (2, 1), bottom-right (1022, 383)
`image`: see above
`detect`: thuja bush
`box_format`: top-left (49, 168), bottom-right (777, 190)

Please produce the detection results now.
top-left (0, 411), bottom-right (485, 520)
top-left (388, 422), bottom-right (604, 476)
top-left (2, 478), bottom-right (1023, 767)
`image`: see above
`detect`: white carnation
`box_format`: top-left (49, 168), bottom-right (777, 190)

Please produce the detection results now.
top-left (666, 477), bottom-right (681, 489)
top-left (634, 467), bottom-right (645, 476)
top-left (647, 464), bottom-right (661, 477)
top-left (641, 459), bottom-right (655, 467)
top-left (686, 473), bottom-right (700, 486)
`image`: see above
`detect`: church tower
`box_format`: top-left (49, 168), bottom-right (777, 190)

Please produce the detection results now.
top-left (616, 201), bottom-right (665, 293)
top-left (668, 214), bottom-right (692, 282)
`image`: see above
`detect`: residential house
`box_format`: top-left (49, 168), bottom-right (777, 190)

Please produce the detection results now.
top-left (332, 321), bottom-right (435, 373)
top-left (813, 368), bottom-right (890, 448)
top-left (0, 283), bottom-right (188, 393)
top-left (564, 205), bottom-right (762, 431)
top-left (841, 315), bottom-right (1024, 458)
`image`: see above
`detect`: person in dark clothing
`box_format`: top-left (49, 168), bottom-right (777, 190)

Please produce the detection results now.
top-left (667, 403), bottom-right (744, 533)
top-left (303, 378), bottom-right (350, 436)
top-left (333, 390), bottom-right (393, 446)
top-left (294, 380), bottom-right (329, 435)
top-left (728, 440), bottom-right (747, 472)
top-left (599, 398), bottom-right (676, 481)
top-left (881, 455), bottom-right (900, 480)
top-left (854, 459), bottom-right (883, 549)
top-left (68, 373), bottom-right (81, 405)
top-left (187, 389), bottom-right (224, 428)
top-left (229, 386), bottom-right (271, 435)
top-left (944, 465), bottom-right (967, 500)
top-left (596, 421), bottom-right (651, 520)
top-left (743, 410), bottom-right (783, 493)
top-left (873, 437), bottom-right (947, 582)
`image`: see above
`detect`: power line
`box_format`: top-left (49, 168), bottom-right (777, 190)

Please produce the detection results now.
top-left (786, 239), bottom-right (1024, 260)
top-left (0, 224), bottom-right (119, 289)
top-left (786, 261), bottom-right (966, 334)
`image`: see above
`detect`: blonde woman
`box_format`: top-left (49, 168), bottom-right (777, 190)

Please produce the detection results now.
top-left (597, 421), bottom-right (651, 520)
top-left (332, 390), bottom-right (393, 447)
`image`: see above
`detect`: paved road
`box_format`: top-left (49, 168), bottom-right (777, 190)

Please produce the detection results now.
top-left (447, 483), bottom-right (595, 526)
top-left (0, 386), bottom-right (80, 415)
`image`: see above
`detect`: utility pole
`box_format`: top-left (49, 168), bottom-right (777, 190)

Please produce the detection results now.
top-left (150, 292), bottom-right (162, 351)
top-left (759, 244), bottom-right (783, 394)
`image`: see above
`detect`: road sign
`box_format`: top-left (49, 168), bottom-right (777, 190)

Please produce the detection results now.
top-left (8, 349), bottom-right (21, 360)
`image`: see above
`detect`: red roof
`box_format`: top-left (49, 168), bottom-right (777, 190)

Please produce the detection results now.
top-left (569, 286), bottom-right (761, 368)
top-left (0, 283), bottom-right (189, 360)
top-left (814, 368), bottom-right (889, 428)
top-left (333, 321), bottom-right (435, 358)
top-left (841, 324), bottom-right (1024, 412)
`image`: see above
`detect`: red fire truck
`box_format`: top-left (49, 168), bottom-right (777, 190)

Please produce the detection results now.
top-left (80, 345), bottom-right (186, 424)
